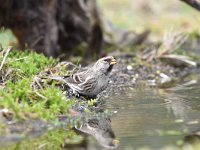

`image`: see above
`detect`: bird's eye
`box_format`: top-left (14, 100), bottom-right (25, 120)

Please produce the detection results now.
top-left (103, 58), bottom-right (110, 62)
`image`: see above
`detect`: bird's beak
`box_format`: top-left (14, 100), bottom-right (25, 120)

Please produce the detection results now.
top-left (110, 58), bottom-right (117, 65)
top-left (112, 139), bottom-right (120, 146)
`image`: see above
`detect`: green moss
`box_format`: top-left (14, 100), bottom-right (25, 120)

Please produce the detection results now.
top-left (29, 87), bottom-right (74, 120)
top-left (4, 49), bottom-right (57, 77)
top-left (87, 99), bottom-right (98, 106)
top-left (0, 49), bottom-right (73, 121)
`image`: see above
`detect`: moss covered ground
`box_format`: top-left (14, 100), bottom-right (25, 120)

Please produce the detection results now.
top-left (0, 48), bottom-right (74, 122)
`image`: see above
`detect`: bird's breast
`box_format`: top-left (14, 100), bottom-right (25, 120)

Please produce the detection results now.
top-left (96, 75), bottom-right (109, 91)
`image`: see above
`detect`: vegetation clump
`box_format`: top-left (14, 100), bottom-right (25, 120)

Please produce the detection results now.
top-left (0, 48), bottom-right (73, 121)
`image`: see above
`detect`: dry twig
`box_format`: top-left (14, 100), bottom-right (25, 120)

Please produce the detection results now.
top-left (0, 46), bottom-right (12, 71)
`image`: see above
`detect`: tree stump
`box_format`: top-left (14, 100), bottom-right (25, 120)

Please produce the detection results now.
top-left (0, 0), bottom-right (102, 58)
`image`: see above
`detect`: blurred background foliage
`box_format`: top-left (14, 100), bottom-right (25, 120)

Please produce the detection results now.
top-left (99, 0), bottom-right (200, 39)
top-left (0, 0), bottom-right (200, 52)
top-left (0, 28), bottom-right (17, 47)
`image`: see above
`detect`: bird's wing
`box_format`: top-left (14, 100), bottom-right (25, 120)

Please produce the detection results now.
top-left (65, 77), bottom-right (97, 93)
top-left (65, 68), bottom-right (97, 93)
top-left (72, 70), bottom-right (91, 83)
top-left (79, 77), bottom-right (97, 93)
top-left (65, 70), bottom-right (88, 85)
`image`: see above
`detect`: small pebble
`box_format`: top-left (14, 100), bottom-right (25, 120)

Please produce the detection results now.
top-left (127, 65), bottom-right (133, 70)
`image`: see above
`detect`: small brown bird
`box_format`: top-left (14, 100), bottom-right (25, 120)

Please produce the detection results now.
top-left (66, 56), bottom-right (116, 97)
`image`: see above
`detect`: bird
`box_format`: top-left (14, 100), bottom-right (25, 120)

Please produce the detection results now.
top-left (65, 56), bottom-right (116, 98)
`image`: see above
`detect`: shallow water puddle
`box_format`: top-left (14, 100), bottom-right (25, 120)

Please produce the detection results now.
top-left (107, 75), bottom-right (200, 149)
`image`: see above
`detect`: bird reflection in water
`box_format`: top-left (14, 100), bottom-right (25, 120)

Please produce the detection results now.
top-left (63, 116), bottom-right (119, 150)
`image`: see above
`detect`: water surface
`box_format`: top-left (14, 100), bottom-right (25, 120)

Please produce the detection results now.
top-left (107, 75), bottom-right (200, 149)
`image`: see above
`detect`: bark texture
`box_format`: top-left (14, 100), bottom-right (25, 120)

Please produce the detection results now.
top-left (0, 0), bottom-right (102, 57)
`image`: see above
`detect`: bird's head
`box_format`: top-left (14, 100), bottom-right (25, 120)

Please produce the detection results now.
top-left (93, 56), bottom-right (116, 74)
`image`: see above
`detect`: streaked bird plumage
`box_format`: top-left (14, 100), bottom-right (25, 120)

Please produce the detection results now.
top-left (66, 56), bottom-right (116, 97)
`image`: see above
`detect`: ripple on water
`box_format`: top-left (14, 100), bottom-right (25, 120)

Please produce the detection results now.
top-left (106, 81), bottom-right (200, 149)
